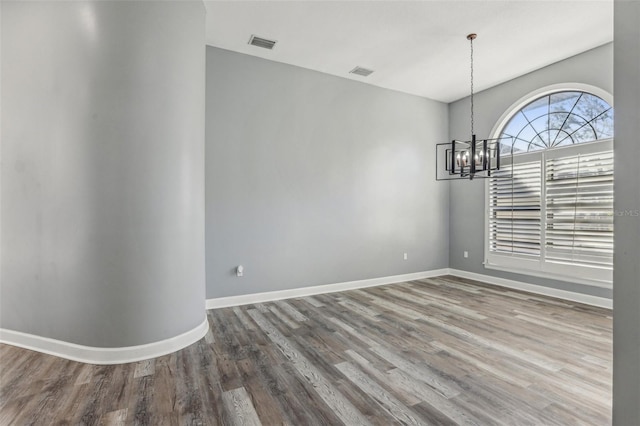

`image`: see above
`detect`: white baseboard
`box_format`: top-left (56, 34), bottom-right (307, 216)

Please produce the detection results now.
top-left (206, 268), bottom-right (450, 309)
top-left (0, 316), bottom-right (209, 365)
top-left (206, 267), bottom-right (611, 310)
top-left (448, 269), bottom-right (612, 309)
top-left (1, 267), bottom-right (609, 365)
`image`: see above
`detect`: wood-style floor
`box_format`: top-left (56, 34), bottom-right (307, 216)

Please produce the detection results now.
top-left (0, 275), bottom-right (612, 425)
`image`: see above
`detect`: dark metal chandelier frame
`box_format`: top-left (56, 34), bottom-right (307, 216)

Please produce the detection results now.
top-left (436, 34), bottom-right (513, 181)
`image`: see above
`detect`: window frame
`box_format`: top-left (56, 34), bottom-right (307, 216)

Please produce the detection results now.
top-left (484, 84), bottom-right (613, 288)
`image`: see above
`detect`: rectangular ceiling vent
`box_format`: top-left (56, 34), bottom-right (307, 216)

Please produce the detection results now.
top-left (248, 35), bottom-right (277, 50)
top-left (349, 66), bottom-right (374, 77)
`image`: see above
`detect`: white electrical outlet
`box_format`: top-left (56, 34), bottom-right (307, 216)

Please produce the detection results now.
top-left (463, 251), bottom-right (469, 258)
top-left (403, 253), bottom-right (408, 260)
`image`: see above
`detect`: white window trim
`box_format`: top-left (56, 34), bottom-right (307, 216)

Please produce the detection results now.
top-left (483, 261), bottom-right (613, 288)
top-left (484, 84), bottom-right (614, 288)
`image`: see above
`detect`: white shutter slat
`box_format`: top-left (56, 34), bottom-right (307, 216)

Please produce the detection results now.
top-left (545, 151), bottom-right (614, 267)
top-left (489, 161), bottom-right (542, 257)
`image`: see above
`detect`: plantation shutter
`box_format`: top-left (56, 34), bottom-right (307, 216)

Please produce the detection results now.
top-left (545, 151), bottom-right (614, 267)
top-left (489, 161), bottom-right (542, 257)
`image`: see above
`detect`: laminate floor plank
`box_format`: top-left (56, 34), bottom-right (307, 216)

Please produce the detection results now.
top-left (326, 316), bottom-right (382, 348)
top-left (316, 299), bottom-right (405, 348)
top-left (335, 361), bottom-right (423, 425)
top-left (247, 308), bottom-right (372, 425)
top-left (268, 305), bottom-right (300, 330)
top-left (370, 344), bottom-right (462, 399)
top-left (430, 340), bottom-right (533, 388)
top-left (327, 379), bottom-right (393, 426)
top-left (51, 380), bottom-right (92, 424)
top-left (232, 306), bottom-right (256, 331)
top-left (344, 349), bottom-right (421, 406)
top-left (386, 368), bottom-right (485, 426)
top-left (76, 366), bottom-right (120, 426)
top-left (385, 288), bottom-right (488, 321)
top-left (337, 300), bottom-right (382, 323)
top-left (100, 407), bottom-right (128, 426)
top-left (0, 275), bottom-right (611, 425)
top-left (133, 359), bottom-right (155, 379)
top-left (234, 358), bottom-right (289, 425)
top-left (172, 349), bottom-right (207, 424)
top-left (274, 300), bottom-right (308, 323)
top-left (221, 387), bottom-right (262, 426)
top-left (270, 357), bottom-right (345, 425)
top-left (459, 373), bottom-right (552, 425)
top-left (1, 352), bottom-right (59, 403)
top-left (303, 295), bottom-right (325, 308)
top-left (142, 359), bottom-right (176, 422)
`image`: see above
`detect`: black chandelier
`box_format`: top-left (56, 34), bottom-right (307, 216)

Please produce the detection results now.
top-left (436, 34), bottom-right (512, 181)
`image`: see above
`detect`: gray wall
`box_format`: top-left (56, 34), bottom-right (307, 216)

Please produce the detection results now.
top-left (1, 1), bottom-right (206, 347)
top-left (205, 47), bottom-right (449, 299)
top-left (448, 43), bottom-right (613, 299)
top-left (613, 0), bottom-right (640, 422)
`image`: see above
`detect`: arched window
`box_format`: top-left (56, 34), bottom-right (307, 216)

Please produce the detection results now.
top-left (486, 89), bottom-right (614, 287)
top-left (499, 91), bottom-right (613, 154)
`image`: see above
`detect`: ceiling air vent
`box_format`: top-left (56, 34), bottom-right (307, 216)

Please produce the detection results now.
top-left (248, 35), bottom-right (277, 50)
top-left (349, 66), bottom-right (374, 77)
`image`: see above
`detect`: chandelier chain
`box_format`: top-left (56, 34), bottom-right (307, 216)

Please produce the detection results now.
top-left (470, 35), bottom-right (474, 136)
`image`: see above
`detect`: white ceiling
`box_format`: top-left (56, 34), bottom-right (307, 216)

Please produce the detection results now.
top-left (204, 1), bottom-right (613, 103)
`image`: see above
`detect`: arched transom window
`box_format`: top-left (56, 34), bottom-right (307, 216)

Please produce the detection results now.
top-left (499, 91), bottom-right (613, 154)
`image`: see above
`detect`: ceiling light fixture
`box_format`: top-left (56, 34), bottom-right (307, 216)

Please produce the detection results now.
top-left (436, 34), bottom-right (512, 181)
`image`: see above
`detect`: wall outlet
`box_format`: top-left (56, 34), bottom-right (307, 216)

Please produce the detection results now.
top-left (463, 251), bottom-right (469, 258)
top-left (403, 252), bottom-right (408, 260)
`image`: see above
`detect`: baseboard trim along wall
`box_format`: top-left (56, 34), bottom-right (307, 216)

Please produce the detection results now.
top-left (206, 269), bottom-right (451, 309)
top-left (448, 269), bottom-right (613, 309)
top-left (206, 268), bottom-right (612, 310)
top-left (2, 268), bottom-right (609, 364)
top-left (0, 316), bottom-right (209, 365)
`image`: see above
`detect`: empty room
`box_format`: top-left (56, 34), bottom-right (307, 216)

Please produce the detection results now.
top-left (1, 0), bottom-right (638, 425)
